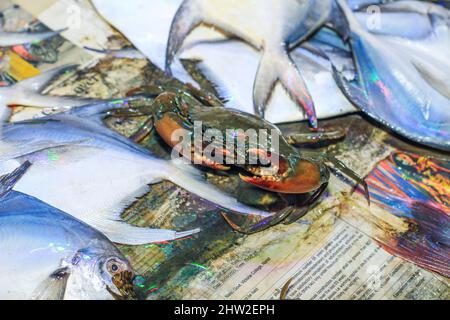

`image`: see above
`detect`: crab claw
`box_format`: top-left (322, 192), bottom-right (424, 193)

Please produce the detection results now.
top-left (240, 159), bottom-right (328, 194)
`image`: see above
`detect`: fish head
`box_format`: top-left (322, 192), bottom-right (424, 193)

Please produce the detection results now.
top-left (69, 247), bottom-right (137, 300)
top-left (98, 255), bottom-right (137, 300)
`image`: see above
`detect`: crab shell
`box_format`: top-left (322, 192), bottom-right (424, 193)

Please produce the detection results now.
top-left (152, 95), bottom-right (329, 194)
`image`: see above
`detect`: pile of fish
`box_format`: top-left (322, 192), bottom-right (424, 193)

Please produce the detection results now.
top-left (0, 0), bottom-right (448, 299)
top-left (93, 0), bottom-right (450, 151)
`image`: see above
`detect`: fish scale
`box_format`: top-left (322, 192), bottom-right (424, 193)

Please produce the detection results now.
top-left (0, 170), bottom-right (134, 300)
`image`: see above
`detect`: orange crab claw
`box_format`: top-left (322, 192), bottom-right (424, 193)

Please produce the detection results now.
top-left (239, 159), bottom-right (324, 194)
top-left (154, 112), bottom-right (186, 148)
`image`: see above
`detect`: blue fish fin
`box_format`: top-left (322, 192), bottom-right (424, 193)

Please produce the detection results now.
top-left (14, 64), bottom-right (79, 93)
top-left (165, 0), bottom-right (204, 76)
top-left (0, 160), bottom-right (31, 198)
top-left (0, 139), bottom-right (88, 162)
top-left (83, 46), bottom-right (111, 54)
top-left (411, 61), bottom-right (450, 100)
top-left (0, 28), bottom-right (65, 47)
top-left (331, 65), bottom-right (371, 112)
top-left (84, 46), bottom-right (145, 59)
top-left (31, 267), bottom-right (70, 300)
top-left (68, 97), bottom-right (146, 123)
top-left (328, 0), bottom-right (351, 41)
top-left (253, 47), bottom-right (317, 128)
top-left (95, 220), bottom-right (201, 246)
top-left (0, 64), bottom-right (98, 121)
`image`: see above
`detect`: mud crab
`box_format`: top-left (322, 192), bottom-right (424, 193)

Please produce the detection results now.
top-left (110, 84), bottom-right (369, 231)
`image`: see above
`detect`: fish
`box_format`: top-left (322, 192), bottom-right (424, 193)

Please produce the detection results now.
top-left (0, 98), bottom-right (275, 245)
top-left (0, 29), bottom-right (63, 47)
top-left (0, 162), bottom-right (136, 300)
top-left (0, 11), bottom-right (63, 47)
top-left (83, 46), bottom-right (146, 59)
top-left (180, 38), bottom-right (357, 123)
top-left (164, 0), bottom-right (342, 128)
top-left (91, 0), bottom-right (197, 85)
top-left (0, 64), bottom-right (99, 124)
top-left (332, 0), bottom-right (450, 151)
top-left (91, 0), bottom-right (359, 124)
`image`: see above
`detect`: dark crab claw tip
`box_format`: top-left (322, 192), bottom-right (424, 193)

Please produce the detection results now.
top-left (108, 271), bottom-right (138, 300)
top-left (239, 160), bottom-right (325, 194)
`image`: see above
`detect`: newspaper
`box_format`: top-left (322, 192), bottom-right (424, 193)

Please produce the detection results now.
top-left (8, 0), bottom-right (450, 300)
top-left (13, 0), bottom-right (128, 52)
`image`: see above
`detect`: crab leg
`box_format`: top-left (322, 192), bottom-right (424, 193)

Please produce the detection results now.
top-left (285, 127), bottom-right (347, 146)
top-left (324, 154), bottom-right (370, 204)
top-left (129, 116), bottom-right (154, 143)
top-left (221, 206), bottom-right (295, 234)
top-left (282, 182), bottom-right (328, 225)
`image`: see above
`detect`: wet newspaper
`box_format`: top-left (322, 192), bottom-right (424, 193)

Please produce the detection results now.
top-left (6, 0), bottom-right (450, 300)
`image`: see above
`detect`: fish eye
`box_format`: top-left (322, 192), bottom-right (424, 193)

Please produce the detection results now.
top-left (72, 255), bottom-right (81, 265)
top-left (106, 259), bottom-right (124, 275)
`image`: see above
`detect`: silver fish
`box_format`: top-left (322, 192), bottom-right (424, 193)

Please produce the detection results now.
top-left (165, 0), bottom-right (338, 128)
top-left (0, 29), bottom-right (64, 47)
top-left (180, 38), bottom-right (357, 123)
top-left (0, 64), bottom-right (99, 123)
top-left (91, 0), bottom-right (355, 123)
top-left (0, 162), bottom-right (136, 300)
top-left (0, 98), bottom-right (274, 245)
top-left (0, 12), bottom-right (64, 47)
top-left (333, 0), bottom-right (450, 150)
top-left (83, 46), bottom-right (146, 60)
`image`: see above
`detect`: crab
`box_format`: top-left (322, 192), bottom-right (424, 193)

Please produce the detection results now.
top-left (109, 83), bottom-right (369, 232)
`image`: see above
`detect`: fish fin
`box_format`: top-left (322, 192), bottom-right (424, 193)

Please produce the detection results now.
top-left (331, 63), bottom-right (366, 104)
top-left (32, 267), bottom-right (70, 300)
top-left (166, 159), bottom-right (272, 217)
top-left (0, 28), bottom-right (65, 47)
top-left (165, 0), bottom-right (204, 76)
top-left (83, 46), bottom-right (112, 55)
top-left (92, 220), bottom-right (200, 245)
top-left (0, 160), bottom-right (31, 198)
top-left (12, 64), bottom-right (78, 94)
top-left (328, 0), bottom-right (351, 41)
top-left (254, 47), bottom-right (317, 128)
top-left (0, 64), bottom-right (96, 110)
top-left (193, 60), bottom-right (234, 105)
top-left (332, 65), bottom-right (391, 131)
top-left (69, 97), bottom-right (147, 122)
top-left (331, 64), bottom-right (381, 122)
top-left (83, 46), bottom-right (145, 59)
top-left (0, 12), bottom-right (4, 31)
top-left (334, 0), bottom-right (369, 40)
top-left (0, 139), bottom-right (89, 162)
top-left (411, 61), bottom-right (450, 100)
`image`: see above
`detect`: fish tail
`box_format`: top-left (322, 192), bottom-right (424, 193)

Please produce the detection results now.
top-left (253, 47), bottom-right (317, 128)
top-left (0, 64), bottom-right (99, 113)
top-left (166, 159), bottom-right (271, 217)
top-left (0, 28), bottom-right (66, 47)
top-left (96, 220), bottom-right (201, 245)
top-left (0, 160), bottom-right (31, 198)
top-left (165, 0), bottom-right (203, 76)
top-left (334, 0), bottom-right (366, 37)
top-left (83, 46), bottom-right (110, 54)
top-left (83, 46), bottom-right (144, 59)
